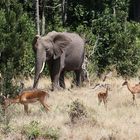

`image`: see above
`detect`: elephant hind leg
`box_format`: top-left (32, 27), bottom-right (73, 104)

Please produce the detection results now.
top-left (74, 69), bottom-right (82, 87)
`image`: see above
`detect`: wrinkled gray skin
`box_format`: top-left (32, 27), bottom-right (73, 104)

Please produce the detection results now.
top-left (32, 31), bottom-right (85, 91)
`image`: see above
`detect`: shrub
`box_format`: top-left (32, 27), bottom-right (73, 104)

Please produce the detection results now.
top-left (43, 127), bottom-right (60, 140)
top-left (22, 121), bottom-right (60, 140)
top-left (0, 106), bottom-right (12, 135)
top-left (92, 1), bottom-right (140, 77)
top-left (22, 120), bottom-right (40, 139)
top-left (68, 99), bottom-right (87, 123)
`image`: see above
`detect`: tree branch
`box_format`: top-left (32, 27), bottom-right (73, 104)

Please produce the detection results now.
top-left (45, 4), bottom-right (61, 9)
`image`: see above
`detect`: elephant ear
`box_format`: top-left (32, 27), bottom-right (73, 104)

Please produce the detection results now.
top-left (53, 34), bottom-right (71, 59)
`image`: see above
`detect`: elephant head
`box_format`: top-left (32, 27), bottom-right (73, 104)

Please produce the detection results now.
top-left (32, 32), bottom-right (71, 88)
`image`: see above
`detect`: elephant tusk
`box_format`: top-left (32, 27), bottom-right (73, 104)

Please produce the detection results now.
top-left (31, 67), bottom-right (35, 73)
top-left (39, 62), bottom-right (45, 74)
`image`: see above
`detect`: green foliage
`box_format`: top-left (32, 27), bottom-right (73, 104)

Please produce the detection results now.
top-left (92, 0), bottom-right (140, 76)
top-left (22, 120), bottom-right (40, 139)
top-left (67, 0), bottom-right (94, 28)
top-left (0, 62), bottom-right (19, 97)
top-left (22, 120), bottom-right (60, 140)
top-left (114, 22), bottom-right (140, 76)
top-left (0, 0), bottom-right (140, 92)
top-left (45, 0), bottom-right (63, 31)
top-left (0, 0), bottom-right (35, 97)
top-left (0, 106), bottom-right (12, 135)
top-left (64, 0), bottom-right (140, 77)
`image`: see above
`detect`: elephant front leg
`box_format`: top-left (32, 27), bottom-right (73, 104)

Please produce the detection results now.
top-left (59, 70), bottom-right (66, 89)
top-left (52, 75), bottom-right (62, 91)
top-left (48, 60), bottom-right (61, 91)
top-left (51, 59), bottom-right (63, 91)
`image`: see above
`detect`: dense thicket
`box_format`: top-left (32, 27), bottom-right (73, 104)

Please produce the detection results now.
top-left (0, 0), bottom-right (140, 96)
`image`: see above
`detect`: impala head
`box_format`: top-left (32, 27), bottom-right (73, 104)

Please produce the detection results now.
top-left (105, 85), bottom-right (111, 92)
top-left (1, 94), bottom-right (12, 108)
top-left (122, 78), bottom-right (128, 86)
top-left (3, 98), bottom-right (12, 108)
top-left (103, 84), bottom-right (111, 91)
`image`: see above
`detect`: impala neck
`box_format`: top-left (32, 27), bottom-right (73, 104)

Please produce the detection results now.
top-left (126, 82), bottom-right (133, 93)
top-left (9, 97), bottom-right (19, 104)
top-left (106, 87), bottom-right (108, 95)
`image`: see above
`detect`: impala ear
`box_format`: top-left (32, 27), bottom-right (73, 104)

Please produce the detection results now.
top-left (53, 34), bottom-right (71, 59)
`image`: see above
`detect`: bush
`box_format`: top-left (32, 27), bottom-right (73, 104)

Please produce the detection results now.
top-left (0, 1), bottom-right (35, 98)
top-left (0, 106), bottom-right (12, 135)
top-left (43, 127), bottom-right (60, 140)
top-left (22, 121), bottom-right (60, 140)
top-left (91, 1), bottom-right (140, 77)
top-left (22, 121), bottom-right (40, 139)
top-left (68, 99), bottom-right (87, 123)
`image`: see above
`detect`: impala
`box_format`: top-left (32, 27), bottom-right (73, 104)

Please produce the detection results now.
top-left (122, 79), bottom-right (140, 105)
top-left (3, 89), bottom-right (49, 114)
top-left (97, 85), bottom-right (110, 109)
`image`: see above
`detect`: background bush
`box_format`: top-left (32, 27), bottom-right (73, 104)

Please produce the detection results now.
top-left (0, 0), bottom-right (140, 96)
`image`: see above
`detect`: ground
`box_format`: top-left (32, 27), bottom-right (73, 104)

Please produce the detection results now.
top-left (1, 77), bottom-right (140, 140)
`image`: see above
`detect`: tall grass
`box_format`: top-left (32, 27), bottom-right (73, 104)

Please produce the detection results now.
top-left (1, 77), bottom-right (140, 139)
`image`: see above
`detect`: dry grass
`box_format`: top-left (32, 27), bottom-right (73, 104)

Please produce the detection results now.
top-left (1, 77), bottom-right (140, 140)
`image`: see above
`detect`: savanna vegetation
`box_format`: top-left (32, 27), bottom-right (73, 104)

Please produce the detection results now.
top-left (0, 0), bottom-right (140, 95)
top-left (1, 78), bottom-right (140, 140)
top-left (0, 0), bottom-right (140, 139)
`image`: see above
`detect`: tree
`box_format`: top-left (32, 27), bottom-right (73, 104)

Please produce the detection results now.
top-left (41, 0), bottom-right (45, 35)
top-left (62, 0), bottom-right (67, 26)
top-left (0, 0), bottom-right (35, 96)
top-left (92, 0), bottom-right (140, 76)
top-left (36, 0), bottom-right (40, 35)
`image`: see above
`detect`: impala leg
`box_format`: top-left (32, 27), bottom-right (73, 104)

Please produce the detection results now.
top-left (98, 98), bottom-right (102, 105)
top-left (41, 101), bottom-right (49, 112)
top-left (132, 94), bottom-right (138, 107)
top-left (39, 97), bottom-right (49, 112)
top-left (24, 104), bottom-right (29, 115)
top-left (132, 94), bottom-right (135, 104)
top-left (103, 99), bottom-right (107, 110)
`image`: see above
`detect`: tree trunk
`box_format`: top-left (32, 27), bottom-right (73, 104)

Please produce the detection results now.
top-left (62, 0), bottom-right (67, 26)
top-left (36, 0), bottom-right (40, 35)
top-left (41, 0), bottom-right (45, 35)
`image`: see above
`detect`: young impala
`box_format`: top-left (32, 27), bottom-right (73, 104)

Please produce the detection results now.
top-left (122, 79), bottom-right (140, 105)
top-left (97, 85), bottom-right (110, 109)
top-left (3, 89), bottom-right (50, 114)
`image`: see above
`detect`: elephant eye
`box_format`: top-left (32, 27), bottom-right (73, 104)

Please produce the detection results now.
top-left (46, 48), bottom-right (49, 51)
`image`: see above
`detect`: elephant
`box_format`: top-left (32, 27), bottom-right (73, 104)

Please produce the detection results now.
top-left (32, 31), bottom-right (85, 91)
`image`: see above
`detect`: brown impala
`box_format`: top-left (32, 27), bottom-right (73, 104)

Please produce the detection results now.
top-left (97, 85), bottom-right (110, 109)
top-left (122, 79), bottom-right (140, 105)
top-left (3, 89), bottom-right (50, 114)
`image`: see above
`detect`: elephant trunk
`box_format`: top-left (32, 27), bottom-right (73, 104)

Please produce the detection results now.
top-left (33, 58), bottom-right (45, 88)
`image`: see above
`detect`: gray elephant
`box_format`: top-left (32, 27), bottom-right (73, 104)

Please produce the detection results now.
top-left (32, 31), bottom-right (85, 91)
